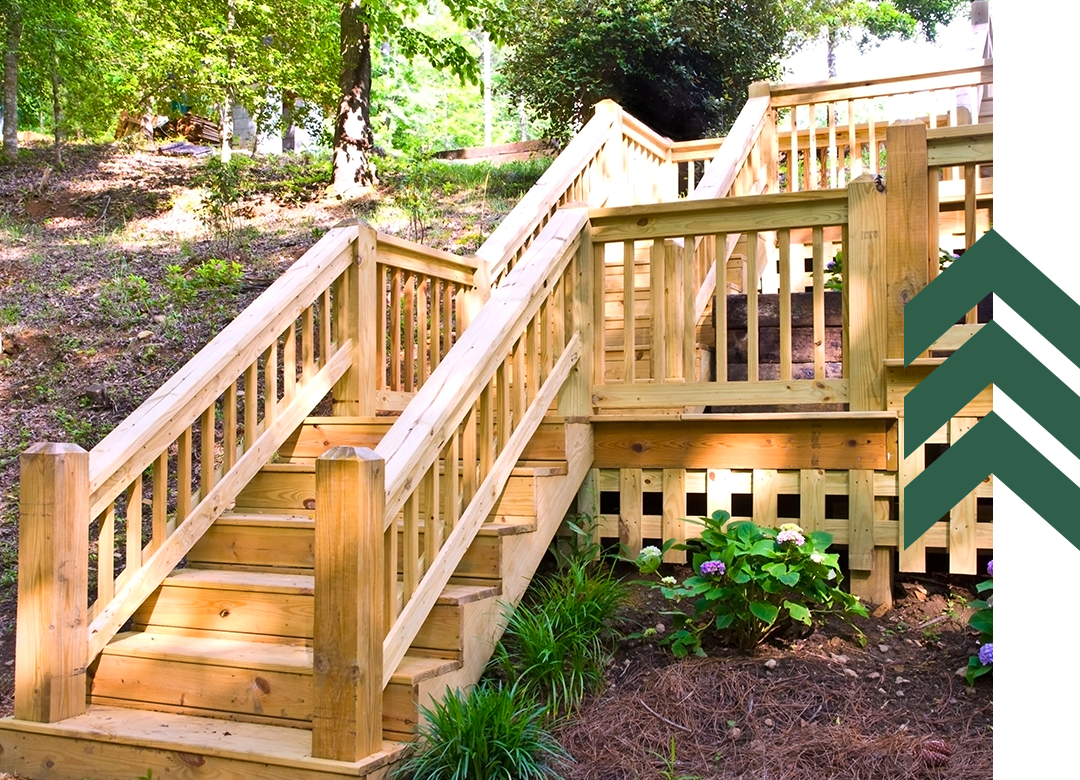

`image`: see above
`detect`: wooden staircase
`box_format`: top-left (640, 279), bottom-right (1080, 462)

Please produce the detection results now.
top-left (0, 419), bottom-right (589, 779)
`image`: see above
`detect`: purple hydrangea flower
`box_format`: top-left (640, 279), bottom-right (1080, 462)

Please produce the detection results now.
top-left (776, 530), bottom-right (805, 546)
top-left (978, 643), bottom-right (993, 666)
top-left (700, 560), bottom-right (726, 577)
top-left (987, 559), bottom-right (993, 577)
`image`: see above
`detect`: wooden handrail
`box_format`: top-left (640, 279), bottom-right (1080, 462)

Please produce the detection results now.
top-left (926, 123), bottom-right (993, 166)
top-left (692, 94), bottom-right (771, 199)
top-left (375, 232), bottom-right (485, 287)
top-left (374, 207), bottom-right (589, 685)
top-left (767, 59), bottom-right (994, 107)
top-left (620, 112), bottom-right (673, 161)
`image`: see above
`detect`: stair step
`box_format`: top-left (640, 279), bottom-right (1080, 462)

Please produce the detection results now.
top-left (91, 632), bottom-right (461, 734)
top-left (134, 571), bottom-right (499, 655)
top-left (0, 705), bottom-right (405, 780)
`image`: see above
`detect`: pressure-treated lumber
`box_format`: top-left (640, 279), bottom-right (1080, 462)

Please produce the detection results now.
top-left (885, 121), bottom-right (929, 359)
top-left (15, 444), bottom-right (90, 723)
top-left (312, 447), bottom-right (384, 760)
top-left (846, 175), bottom-right (888, 411)
top-left (332, 223), bottom-right (378, 417)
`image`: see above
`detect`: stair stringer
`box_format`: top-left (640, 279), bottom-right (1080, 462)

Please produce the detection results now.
top-left (415, 422), bottom-right (594, 705)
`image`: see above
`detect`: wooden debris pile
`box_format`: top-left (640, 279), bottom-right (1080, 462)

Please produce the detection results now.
top-left (114, 110), bottom-right (222, 145)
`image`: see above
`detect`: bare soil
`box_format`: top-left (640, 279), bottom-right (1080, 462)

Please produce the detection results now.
top-left (0, 141), bottom-right (992, 779)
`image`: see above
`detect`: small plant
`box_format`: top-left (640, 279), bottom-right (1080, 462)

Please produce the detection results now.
top-left (825, 251), bottom-right (843, 291)
top-left (635, 512), bottom-right (868, 655)
top-left (392, 681), bottom-right (569, 780)
top-left (965, 558), bottom-right (993, 685)
top-left (193, 155), bottom-right (253, 256)
top-left (99, 273), bottom-right (153, 323)
top-left (649, 736), bottom-right (701, 780)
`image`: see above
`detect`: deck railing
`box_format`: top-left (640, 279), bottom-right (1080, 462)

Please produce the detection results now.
top-left (14, 51), bottom-right (993, 764)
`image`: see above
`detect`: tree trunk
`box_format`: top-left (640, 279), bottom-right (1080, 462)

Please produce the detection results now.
top-left (826, 25), bottom-right (838, 79)
top-left (482, 31), bottom-right (492, 147)
top-left (333, 1), bottom-right (376, 192)
top-left (282, 91), bottom-right (296, 152)
top-left (220, 0), bottom-right (236, 162)
top-left (50, 47), bottom-right (62, 168)
top-left (3, 2), bottom-right (22, 162)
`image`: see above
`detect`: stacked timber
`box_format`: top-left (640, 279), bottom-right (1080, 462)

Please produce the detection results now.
top-left (176, 114), bottom-right (222, 145)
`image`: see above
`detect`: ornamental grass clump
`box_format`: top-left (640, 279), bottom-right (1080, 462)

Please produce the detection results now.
top-left (965, 558), bottom-right (993, 685)
top-left (635, 511), bottom-right (868, 654)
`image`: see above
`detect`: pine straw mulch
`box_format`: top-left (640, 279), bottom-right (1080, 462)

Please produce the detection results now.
top-left (553, 572), bottom-right (993, 780)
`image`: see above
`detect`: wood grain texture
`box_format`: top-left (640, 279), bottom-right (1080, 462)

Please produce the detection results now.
top-left (846, 175), bottom-right (887, 411)
top-left (885, 121), bottom-right (929, 359)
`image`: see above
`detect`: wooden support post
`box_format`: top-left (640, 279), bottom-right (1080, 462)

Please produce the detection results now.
top-left (333, 222), bottom-right (378, 416)
top-left (884, 121), bottom-right (928, 360)
top-left (846, 174), bottom-right (887, 412)
top-left (15, 443), bottom-right (89, 723)
top-left (594, 100), bottom-right (626, 207)
top-left (559, 231), bottom-right (594, 418)
top-left (847, 468), bottom-right (892, 607)
top-left (312, 446), bottom-right (384, 761)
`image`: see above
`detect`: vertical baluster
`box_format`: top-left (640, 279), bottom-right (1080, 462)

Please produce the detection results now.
top-left (682, 236), bottom-right (695, 381)
top-left (828, 102), bottom-right (838, 189)
top-left (714, 233), bottom-right (728, 382)
top-left (320, 289), bottom-right (332, 366)
top-left (812, 227), bottom-right (826, 379)
top-left (965, 163), bottom-right (978, 323)
top-left (97, 507), bottom-right (115, 611)
top-left (650, 239), bottom-right (665, 381)
top-left (526, 318), bottom-right (539, 405)
top-left (512, 336), bottom-right (525, 428)
top-left (539, 296), bottom-right (551, 386)
top-left (150, 452), bottom-right (168, 553)
top-left (404, 273), bottom-right (415, 392)
top-left (418, 276), bottom-right (429, 386)
top-left (622, 241), bottom-right (635, 383)
top-left (223, 382), bottom-right (237, 474)
top-left (177, 427), bottom-right (192, 522)
top-left (868, 109), bottom-right (878, 175)
top-left (403, 492), bottom-right (419, 602)
top-left (244, 363), bottom-right (258, 452)
top-left (778, 229), bottom-right (792, 381)
top-left (461, 406), bottom-right (478, 508)
top-left (442, 282), bottom-right (454, 354)
top-left (445, 434), bottom-right (460, 533)
top-left (664, 240), bottom-right (682, 381)
top-left (789, 107), bottom-right (799, 192)
top-left (847, 100), bottom-right (858, 182)
top-left (928, 167), bottom-right (941, 281)
top-left (423, 464), bottom-right (441, 574)
top-left (376, 267), bottom-right (387, 390)
top-left (200, 404), bottom-right (216, 496)
top-left (302, 305), bottom-right (315, 381)
top-left (391, 267), bottom-right (402, 392)
top-left (496, 360), bottom-right (510, 456)
top-left (808, 103), bottom-right (818, 189)
top-left (430, 279), bottom-right (442, 371)
top-left (125, 476), bottom-right (142, 575)
top-left (264, 342), bottom-right (278, 428)
top-left (746, 231), bottom-right (759, 382)
top-left (479, 383), bottom-right (493, 484)
top-left (283, 321), bottom-right (297, 403)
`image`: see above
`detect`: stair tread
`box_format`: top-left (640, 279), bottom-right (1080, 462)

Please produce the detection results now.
top-left (247, 461), bottom-right (568, 477)
top-left (103, 631), bottom-right (462, 684)
top-left (162, 568), bottom-right (315, 594)
top-left (217, 512), bottom-right (315, 528)
top-left (0, 705), bottom-right (404, 771)
top-left (160, 569), bottom-right (498, 606)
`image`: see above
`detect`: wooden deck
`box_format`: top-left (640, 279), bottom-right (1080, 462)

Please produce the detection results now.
top-left (2, 37), bottom-right (994, 780)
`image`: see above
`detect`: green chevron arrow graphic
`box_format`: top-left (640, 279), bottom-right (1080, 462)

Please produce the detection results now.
top-left (903, 229), bottom-right (1080, 549)
top-left (905, 320), bottom-right (1080, 461)
top-left (904, 413), bottom-right (1080, 549)
top-left (905, 229), bottom-right (1080, 366)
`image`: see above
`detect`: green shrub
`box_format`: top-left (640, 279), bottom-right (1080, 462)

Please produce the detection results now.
top-left (636, 511), bottom-right (868, 654)
top-left (493, 550), bottom-right (626, 717)
top-left (965, 559), bottom-right (993, 685)
top-left (393, 681), bottom-right (568, 780)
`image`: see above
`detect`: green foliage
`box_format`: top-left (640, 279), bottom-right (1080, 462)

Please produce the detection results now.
top-left (193, 155), bottom-right (254, 255)
top-left (649, 736), bottom-right (702, 780)
top-left (965, 560), bottom-right (993, 685)
top-left (499, 0), bottom-right (796, 141)
top-left (99, 273), bottom-right (153, 323)
top-left (493, 549), bottom-right (626, 717)
top-left (392, 681), bottom-right (569, 780)
top-left (635, 512), bottom-right (868, 654)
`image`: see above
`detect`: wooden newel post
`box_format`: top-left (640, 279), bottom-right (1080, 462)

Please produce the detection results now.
top-left (845, 175), bottom-right (893, 606)
top-left (333, 221), bottom-right (378, 417)
top-left (15, 443), bottom-right (89, 723)
top-left (312, 446), bottom-right (385, 761)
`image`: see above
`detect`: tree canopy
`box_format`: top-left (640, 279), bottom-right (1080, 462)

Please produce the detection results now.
top-left (497, 0), bottom-right (799, 142)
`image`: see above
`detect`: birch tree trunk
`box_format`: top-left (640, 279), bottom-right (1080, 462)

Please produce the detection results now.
top-left (3, 1), bottom-right (22, 162)
top-left (332, 1), bottom-right (376, 192)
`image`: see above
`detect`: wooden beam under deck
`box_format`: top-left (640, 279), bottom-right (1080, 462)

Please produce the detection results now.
top-left (592, 413), bottom-right (895, 471)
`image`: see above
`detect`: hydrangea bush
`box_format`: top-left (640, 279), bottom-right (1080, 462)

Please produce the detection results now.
top-left (634, 511), bottom-right (868, 655)
top-left (965, 558), bottom-right (993, 685)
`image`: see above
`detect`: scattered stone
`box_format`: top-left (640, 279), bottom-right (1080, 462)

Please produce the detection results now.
top-left (153, 314), bottom-right (167, 323)
top-left (904, 638), bottom-right (916, 646)
top-left (868, 672), bottom-right (881, 680)
top-left (878, 687), bottom-right (888, 695)
top-left (897, 689), bottom-right (905, 697)
top-left (895, 676), bottom-right (910, 685)
top-left (764, 659), bottom-right (778, 669)
top-left (764, 718), bottom-right (774, 727)
top-left (843, 668), bottom-right (859, 679)
top-left (137, 330), bottom-right (153, 340)
top-left (654, 623), bottom-right (665, 634)
top-left (79, 383), bottom-right (111, 408)
top-left (829, 653), bottom-right (849, 665)
top-left (872, 602), bottom-right (891, 618)
top-left (729, 726), bottom-right (742, 739)
top-left (878, 644), bottom-right (890, 653)
top-left (956, 666), bottom-right (969, 678)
